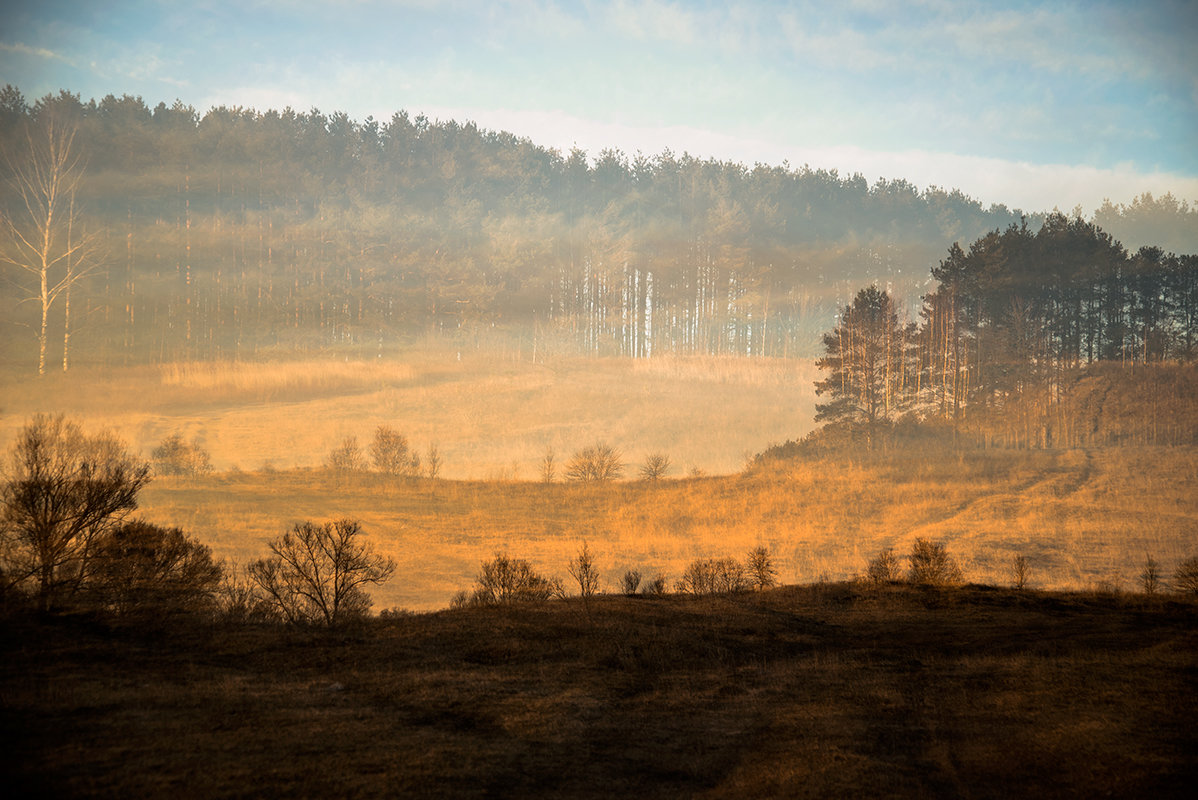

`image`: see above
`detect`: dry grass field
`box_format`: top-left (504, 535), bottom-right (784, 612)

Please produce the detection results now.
top-left (4, 586), bottom-right (1196, 798)
top-left (3, 352), bottom-right (1195, 612)
top-left (0, 349), bottom-right (818, 479)
top-left (134, 446), bottom-right (1198, 612)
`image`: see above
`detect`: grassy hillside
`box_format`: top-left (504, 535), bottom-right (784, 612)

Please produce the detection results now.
top-left (133, 446), bottom-right (1198, 612)
top-left (3, 586), bottom-right (1195, 797)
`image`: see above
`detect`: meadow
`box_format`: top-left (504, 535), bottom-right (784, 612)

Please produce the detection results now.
top-left (3, 351), bottom-right (1195, 611)
top-left (0, 348), bottom-right (818, 479)
top-left (136, 446), bottom-right (1198, 612)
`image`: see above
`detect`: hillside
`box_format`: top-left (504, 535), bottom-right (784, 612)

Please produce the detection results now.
top-left (3, 585), bottom-right (1195, 797)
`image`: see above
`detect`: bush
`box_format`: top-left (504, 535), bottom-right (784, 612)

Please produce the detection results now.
top-left (565, 443), bottom-right (624, 483)
top-left (866, 548), bottom-right (902, 584)
top-left (1174, 556), bottom-right (1198, 595)
top-left (643, 574), bottom-right (668, 596)
top-left (465, 553), bottom-right (560, 605)
top-left (370, 425), bottom-right (419, 476)
top-left (327, 436), bottom-right (367, 473)
top-left (151, 432), bottom-right (212, 477)
top-left (620, 569), bottom-right (642, 595)
top-left (676, 557), bottom-right (748, 595)
top-left (88, 520), bottom-right (223, 618)
top-left (908, 539), bottom-right (962, 586)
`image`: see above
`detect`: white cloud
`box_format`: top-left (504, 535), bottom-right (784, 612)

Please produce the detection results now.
top-left (0, 41), bottom-right (71, 63)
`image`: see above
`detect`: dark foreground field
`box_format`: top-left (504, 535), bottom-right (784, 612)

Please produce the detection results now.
top-left (3, 585), bottom-right (1196, 798)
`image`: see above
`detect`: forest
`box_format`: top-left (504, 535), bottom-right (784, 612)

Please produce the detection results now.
top-left (2, 86), bottom-right (1196, 369)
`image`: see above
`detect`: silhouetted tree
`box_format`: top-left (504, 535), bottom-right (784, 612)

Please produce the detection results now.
top-left (248, 518), bottom-right (395, 626)
top-left (565, 442), bottom-right (624, 482)
top-left (0, 414), bottom-right (150, 610)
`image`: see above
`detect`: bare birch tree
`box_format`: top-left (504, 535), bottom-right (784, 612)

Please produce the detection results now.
top-left (0, 112), bottom-right (101, 374)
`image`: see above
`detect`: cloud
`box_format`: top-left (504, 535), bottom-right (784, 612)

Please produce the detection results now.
top-left (0, 41), bottom-right (72, 64)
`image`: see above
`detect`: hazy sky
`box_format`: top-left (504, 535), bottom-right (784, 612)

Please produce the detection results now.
top-left (2, 0), bottom-right (1196, 213)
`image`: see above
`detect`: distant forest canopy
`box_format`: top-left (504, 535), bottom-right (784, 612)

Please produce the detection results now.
top-left (0, 86), bottom-right (1196, 367)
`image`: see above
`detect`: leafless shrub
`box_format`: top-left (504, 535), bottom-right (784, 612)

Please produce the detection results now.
top-left (565, 442), bottom-right (624, 483)
top-left (621, 569), bottom-right (642, 595)
top-left (326, 436), bottom-right (367, 473)
top-left (248, 519), bottom-right (395, 626)
top-left (639, 453), bottom-right (671, 481)
top-left (908, 538), bottom-right (962, 587)
top-left (676, 557), bottom-right (748, 595)
top-left (151, 433), bottom-right (213, 477)
top-left (866, 548), bottom-right (902, 584)
top-left (1011, 554), bottom-right (1030, 590)
top-left (643, 574), bottom-right (667, 596)
top-left (1174, 556), bottom-right (1198, 595)
top-left (370, 425), bottom-right (419, 476)
top-left (1140, 555), bottom-right (1163, 596)
top-left (466, 553), bottom-right (559, 605)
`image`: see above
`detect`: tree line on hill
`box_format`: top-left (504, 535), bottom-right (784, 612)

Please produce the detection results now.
top-left (806, 214), bottom-right (1197, 449)
top-left (3, 85), bottom-right (1195, 369)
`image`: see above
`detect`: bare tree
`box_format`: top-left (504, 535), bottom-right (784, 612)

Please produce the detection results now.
top-left (567, 541), bottom-right (601, 601)
top-left (746, 545), bottom-right (778, 590)
top-left (639, 453), bottom-right (672, 481)
top-left (1140, 555), bottom-right (1163, 596)
top-left (0, 112), bottom-right (102, 375)
top-left (1011, 554), bottom-right (1030, 590)
top-left (539, 447), bottom-right (556, 483)
top-left (248, 519), bottom-right (395, 626)
top-left (1174, 556), bottom-right (1198, 595)
top-left (0, 414), bottom-right (151, 610)
top-left (426, 443), bottom-right (442, 480)
top-left (565, 442), bottom-right (624, 483)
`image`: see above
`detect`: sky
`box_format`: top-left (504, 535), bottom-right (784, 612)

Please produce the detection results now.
top-left (1, 0), bottom-right (1196, 214)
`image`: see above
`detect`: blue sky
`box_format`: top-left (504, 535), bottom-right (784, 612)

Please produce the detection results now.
top-left (2, 0), bottom-right (1196, 212)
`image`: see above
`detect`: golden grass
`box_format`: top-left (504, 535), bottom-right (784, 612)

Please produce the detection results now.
top-left (136, 446), bottom-right (1198, 612)
top-left (157, 358), bottom-right (417, 396)
top-left (0, 350), bottom-right (820, 478)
